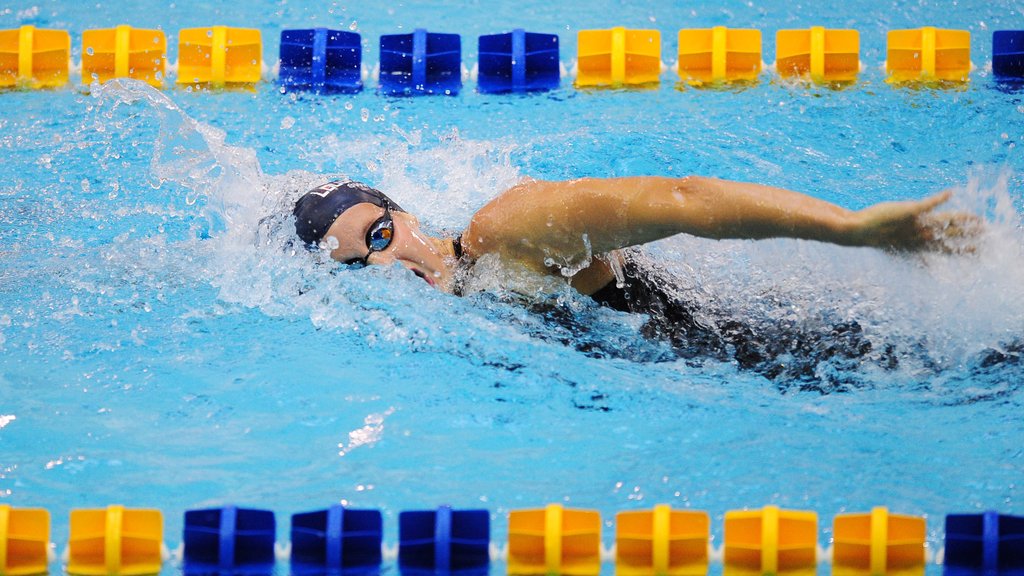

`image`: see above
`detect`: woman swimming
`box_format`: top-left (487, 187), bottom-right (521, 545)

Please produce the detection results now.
top-left (292, 176), bottom-right (972, 387)
top-left (293, 176), bottom-right (965, 294)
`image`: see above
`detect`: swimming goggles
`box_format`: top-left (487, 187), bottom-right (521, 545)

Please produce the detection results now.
top-left (344, 199), bottom-right (395, 267)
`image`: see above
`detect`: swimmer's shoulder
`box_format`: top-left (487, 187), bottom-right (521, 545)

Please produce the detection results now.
top-left (461, 178), bottom-right (544, 260)
top-left (461, 178), bottom-right (620, 290)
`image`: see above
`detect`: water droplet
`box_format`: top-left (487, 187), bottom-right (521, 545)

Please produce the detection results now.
top-left (344, 102), bottom-right (354, 110)
top-left (86, 46), bottom-right (94, 56)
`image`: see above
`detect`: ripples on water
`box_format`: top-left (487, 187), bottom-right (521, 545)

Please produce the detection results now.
top-left (0, 79), bottom-right (1018, 396)
top-left (58, 81), bottom-right (1022, 394)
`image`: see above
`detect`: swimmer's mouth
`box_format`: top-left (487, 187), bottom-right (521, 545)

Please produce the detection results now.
top-left (412, 269), bottom-right (435, 287)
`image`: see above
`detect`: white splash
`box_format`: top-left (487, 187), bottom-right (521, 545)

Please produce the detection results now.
top-left (338, 408), bottom-right (395, 456)
top-left (651, 166), bottom-right (1024, 371)
top-left (82, 80), bottom-right (1024, 384)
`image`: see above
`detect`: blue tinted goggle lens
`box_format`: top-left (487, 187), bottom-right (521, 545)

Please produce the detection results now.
top-left (342, 202), bottom-right (396, 267)
top-left (367, 217), bottom-right (394, 252)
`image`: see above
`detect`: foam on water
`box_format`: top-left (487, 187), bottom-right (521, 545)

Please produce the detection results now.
top-left (79, 81), bottom-right (544, 359)
top-left (78, 80), bottom-right (1024, 394)
top-left (650, 169), bottom-right (1024, 376)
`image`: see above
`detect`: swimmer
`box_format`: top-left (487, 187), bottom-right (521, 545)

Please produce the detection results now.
top-left (292, 176), bottom-right (973, 296)
top-left (293, 176), bottom-right (980, 386)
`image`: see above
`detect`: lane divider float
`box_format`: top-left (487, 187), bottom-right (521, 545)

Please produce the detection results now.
top-left (2, 25), bottom-right (1024, 92)
top-left (3, 505), bottom-right (1024, 575)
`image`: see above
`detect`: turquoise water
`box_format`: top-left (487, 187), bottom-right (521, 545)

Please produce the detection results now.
top-left (2, 0), bottom-right (1024, 571)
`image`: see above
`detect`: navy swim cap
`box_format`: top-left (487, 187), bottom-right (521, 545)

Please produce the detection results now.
top-left (293, 180), bottom-right (406, 246)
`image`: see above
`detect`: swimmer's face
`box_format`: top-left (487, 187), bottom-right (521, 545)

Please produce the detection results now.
top-left (322, 202), bottom-right (453, 291)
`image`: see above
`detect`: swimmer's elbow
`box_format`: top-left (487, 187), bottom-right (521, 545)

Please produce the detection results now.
top-left (674, 175), bottom-right (721, 192)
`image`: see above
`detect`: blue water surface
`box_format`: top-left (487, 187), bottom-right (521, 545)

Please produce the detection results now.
top-left (1, 0), bottom-right (1024, 572)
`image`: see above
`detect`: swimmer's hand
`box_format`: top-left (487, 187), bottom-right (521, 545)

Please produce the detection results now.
top-left (850, 190), bottom-right (982, 253)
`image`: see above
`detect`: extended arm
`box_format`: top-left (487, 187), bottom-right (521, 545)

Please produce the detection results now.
top-left (463, 176), bottom-right (960, 276)
top-left (614, 176), bottom-right (953, 249)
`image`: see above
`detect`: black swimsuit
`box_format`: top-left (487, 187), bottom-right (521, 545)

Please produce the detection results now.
top-left (453, 239), bottom-right (884, 389)
top-left (589, 250), bottom-right (884, 389)
top-left (452, 233), bottom-right (464, 260)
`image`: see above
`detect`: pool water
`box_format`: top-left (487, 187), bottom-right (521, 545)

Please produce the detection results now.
top-left (1, 0), bottom-right (1023, 572)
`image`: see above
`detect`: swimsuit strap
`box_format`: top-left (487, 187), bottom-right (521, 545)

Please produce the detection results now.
top-left (452, 231), bottom-right (475, 295)
top-left (453, 233), bottom-right (464, 260)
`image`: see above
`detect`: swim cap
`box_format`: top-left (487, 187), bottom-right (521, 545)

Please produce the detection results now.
top-left (293, 180), bottom-right (406, 246)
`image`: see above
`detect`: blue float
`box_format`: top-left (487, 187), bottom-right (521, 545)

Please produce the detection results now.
top-left (398, 506), bottom-right (489, 574)
top-left (378, 28), bottom-right (461, 96)
top-left (290, 504), bottom-right (383, 575)
top-left (278, 28), bottom-right (363, 93)
top-left (993, 31), bottom-right (1024, 80)
top-left (477, 29), bottom-right (560, 93)
top-left (944, 511), bottom-right (1024, 576)
top-left (183, 506), bottom-right (277, 575)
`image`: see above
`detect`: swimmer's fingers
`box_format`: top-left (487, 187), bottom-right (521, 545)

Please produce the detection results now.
top-left (915, 189), bottom-right (953, 214)
top-left (852, 190), bottom-right (981, 253)
top-left (916, 210), bottom-right (985, 255)
top-left (855, 191), bottom-right (950, 230)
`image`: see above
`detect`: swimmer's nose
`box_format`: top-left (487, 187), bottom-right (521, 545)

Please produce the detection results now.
top-left (366, 219), bottom-right (435, 267)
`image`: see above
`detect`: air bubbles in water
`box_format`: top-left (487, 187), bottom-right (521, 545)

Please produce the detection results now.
top-left (73, 80), bottom-right (1024, 391)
